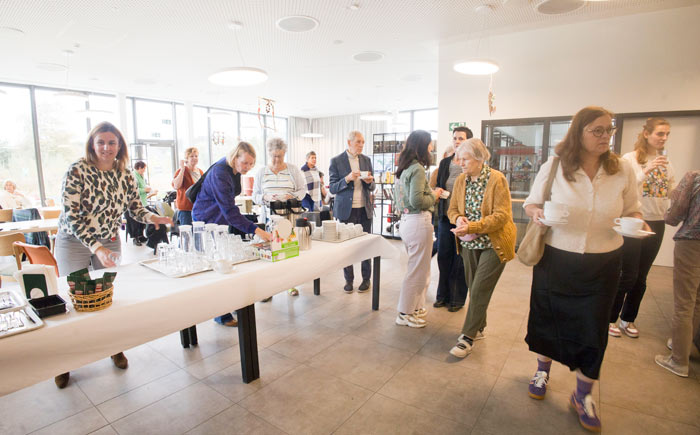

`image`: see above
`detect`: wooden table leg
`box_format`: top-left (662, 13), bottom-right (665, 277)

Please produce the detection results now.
top-left (236, 304), bottom-right (260, 383)
top-left (372, 256), bottom-right (380, 311)
top-left (314, 278), bottom-right (320, 295)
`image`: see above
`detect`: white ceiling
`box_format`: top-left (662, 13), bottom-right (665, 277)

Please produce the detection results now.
top-left (0, 0), bottom-right (695, 118)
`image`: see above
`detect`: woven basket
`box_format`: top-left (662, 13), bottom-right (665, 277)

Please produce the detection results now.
top-left (68, 287), bottom-right (113, 312)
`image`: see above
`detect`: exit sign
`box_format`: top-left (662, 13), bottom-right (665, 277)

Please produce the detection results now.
top-left (449, 122), bottom-right (467, 131)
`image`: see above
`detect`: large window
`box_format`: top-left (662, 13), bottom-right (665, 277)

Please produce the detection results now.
top-left (134, 99), bottom-right (174, 141)
top-left (0, 85), bottom-right (41, 204)
top-left (192, 106), bottom-right (210, 167)
top-left (240, 112), bottom-right (266, 171)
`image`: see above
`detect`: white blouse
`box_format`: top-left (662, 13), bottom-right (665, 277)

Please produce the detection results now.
top-left (524, 156), bottom-right (641, 254)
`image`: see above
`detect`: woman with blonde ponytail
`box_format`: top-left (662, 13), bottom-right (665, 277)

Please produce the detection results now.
top-left (609, 118), bottom-right (675, 339)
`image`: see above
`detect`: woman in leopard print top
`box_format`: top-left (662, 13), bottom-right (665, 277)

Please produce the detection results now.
top-left (55, 121), bottom-right (171, 275)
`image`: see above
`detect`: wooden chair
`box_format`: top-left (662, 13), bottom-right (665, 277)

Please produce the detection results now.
top-left (45, 199), bottom-right (56, 206)
top-left (41, 209), bottom-right (60, 219)
top-left (0, 209), bottom-right (13, 223)
top-left (12, 242), bottom-right (59, 277)
top-left (0, 233), bottom-right (26, 282)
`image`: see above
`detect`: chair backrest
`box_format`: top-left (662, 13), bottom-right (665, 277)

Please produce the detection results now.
top-left (12, 241), bottom-right (59, 276)
top-left (0, 233), bottom-right (25, 256)
top-left (45, 199), bottom-right (56, 206)
top-left (0, 209), bottom-right (13, 223)
top-left (42, 209), bottom-right (61, 219)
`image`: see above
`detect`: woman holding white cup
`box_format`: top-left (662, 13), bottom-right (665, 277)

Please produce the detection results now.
top-left (609, 118), bottom-right (675, 339)
top-left (523, 107), bottom-right (645, 432)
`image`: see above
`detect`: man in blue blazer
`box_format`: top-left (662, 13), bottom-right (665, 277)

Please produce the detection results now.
top-left (329, 130), bottom-right (375, 293)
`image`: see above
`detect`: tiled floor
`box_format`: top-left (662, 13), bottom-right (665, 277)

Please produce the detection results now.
top-left (1, 237), bottom-right (699, 435)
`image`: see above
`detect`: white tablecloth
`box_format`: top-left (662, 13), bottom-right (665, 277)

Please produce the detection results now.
top-left (0, 234), bottom-right (397, 396)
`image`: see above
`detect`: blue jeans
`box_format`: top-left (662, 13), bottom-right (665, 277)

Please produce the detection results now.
top-left (215, 313), bottom-right (235, 324)
top-left (436, 217), bottom-right (468, 306)
top-left (177, 210), bottom-right (193, 226)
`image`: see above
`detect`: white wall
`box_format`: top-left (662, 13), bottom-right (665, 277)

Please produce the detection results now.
top-left (438, 6), bottom-right (700, 267)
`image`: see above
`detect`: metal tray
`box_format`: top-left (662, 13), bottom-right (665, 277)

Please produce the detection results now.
top-left (139, 257), bottom-right (259, 278)
top-left (0, 308), bottom-right (44, 339)
top-left (311, 232), bottom-right (368, 243)
top-left (0, 289), bottom-right (27, 315)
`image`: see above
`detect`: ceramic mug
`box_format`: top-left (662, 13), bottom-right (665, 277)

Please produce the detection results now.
top-left (543, 201), bottom-right (569, 221)
top-left (614, 217), bottom-right (644, 233)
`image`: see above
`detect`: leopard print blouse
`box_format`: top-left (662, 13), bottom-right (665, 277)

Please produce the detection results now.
top-left (58, 158), bottom-right (154, 253)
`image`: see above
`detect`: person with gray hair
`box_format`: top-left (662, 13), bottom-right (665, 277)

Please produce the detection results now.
top-left (301, 150), bottom-right (323, 211)
top-left (252, 136), bottom-right (307, 298)
top-left (329, 130), bottom-right (375, 293)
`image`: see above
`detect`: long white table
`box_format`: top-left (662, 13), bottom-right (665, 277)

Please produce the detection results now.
top-left (0, 218), bottom-right (58, 236)
top-left (0, 234), bottom-right (397, 396)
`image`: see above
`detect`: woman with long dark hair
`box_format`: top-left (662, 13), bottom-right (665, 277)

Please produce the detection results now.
top-left (394, 130), bottom-right (444, 328)
top-left (609, 118), bottom-right (675, 339)
top-left (523, 106), bottom-right (645, 432)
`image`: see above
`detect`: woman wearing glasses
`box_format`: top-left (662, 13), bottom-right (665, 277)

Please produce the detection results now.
top-left (523, 107), bottom-right (645, 432)
top-left (609, 118), bottom-right (675, 339)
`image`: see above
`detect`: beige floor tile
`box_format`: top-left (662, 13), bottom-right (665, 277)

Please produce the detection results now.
top-left (601, 402), bottom-right (700, 435)
top-left (239, 365), bottom-right (373, 435)
top-left (185, 345), bottom-right (241, 380)
top-left (0, 378), bottom-right (92, 435)
top-left (268, 323), bottom-right (347, 362)
top-left (418, 324), bottom-right (514, 377)
top-left (88, 425), bottom-right (119, 435)
top-left (378, 354), bottom-right (497, 427)
top-left (73, 343), bottom-right (181, 405)
top-left (317, 301), bottom-right (383, 332)
top-left (600, 361), bottom-right (700, 428)
top-left (334, 393), bottom-right (465, 435)
top-left (97, 369), bottom-right (198, 422)
top-left (351, 309), bottom-right (441, 353)
top-left (445, 307), bottom-right (526, 343)
top-left (147, 321), bottom-right (240, 368)
top-left (203, 349), bottom-right (300, 403)
top-left (605, 328), bottom-right (674, 373)
top-left (473, 377), bottom-right (589, 435)
top-left (111, 382), bottom-right (232, 435)
top-left (186, 404), bottom-right (285, 435)
top-left (308, 334), bottom-right (413, 391)
top-left (30, 408), bottom-right (107, 435)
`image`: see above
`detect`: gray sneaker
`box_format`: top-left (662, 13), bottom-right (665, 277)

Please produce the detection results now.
top-left (655, 354), bottom-right (688, 377)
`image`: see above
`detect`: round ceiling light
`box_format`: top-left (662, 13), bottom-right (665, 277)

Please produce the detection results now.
top-left (276, 15), bottom-right (319, 33)
top-left (535, 0), bottom-right (586, 15)
top-left (301, 133), bottom-right (323, 138)
top-left (208, 67), bottom-right (268, 86)
top-left (353, 51), bottom-right (384, 63)
top-left (36, 62), bottom-right (67, 72)
top-left (360, 111), bottom-right (393, 122)
top-left (453, 59), bottom-right (500, 75)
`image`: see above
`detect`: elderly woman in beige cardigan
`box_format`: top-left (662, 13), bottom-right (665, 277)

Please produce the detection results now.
top-left (447, 138), bottom-right (517, 358)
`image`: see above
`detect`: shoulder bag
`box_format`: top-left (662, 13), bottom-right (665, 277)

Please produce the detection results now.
top-left (185, 165), bottom-right (215, 204)
top-left (516, 157), bottom-right (560, 267)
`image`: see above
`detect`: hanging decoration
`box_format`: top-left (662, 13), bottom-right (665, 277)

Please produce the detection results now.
top-left (488, 74), bottom-right (496, 116)
top-left (258, 97), bottom-right (276, 131)
top-left (212, 131), bottom-right (225, 147)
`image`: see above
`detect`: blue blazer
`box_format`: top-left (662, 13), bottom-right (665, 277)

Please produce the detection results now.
top-left (328, 151), bottom-right (375, 221)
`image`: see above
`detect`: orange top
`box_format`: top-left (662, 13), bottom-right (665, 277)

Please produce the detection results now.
top-left (173, 167), bottom-right (203, 211)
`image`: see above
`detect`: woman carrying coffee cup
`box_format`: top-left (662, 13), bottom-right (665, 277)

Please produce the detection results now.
top-left (522, 107), bottom-right (644, 432)
top-left (609, 118), bottom-right (675, 339)
top-left (447, 138), bottom-right (516, 354)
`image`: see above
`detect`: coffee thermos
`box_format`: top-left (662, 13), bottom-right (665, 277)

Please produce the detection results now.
top-left (295, 217), bottom-right (312, 251)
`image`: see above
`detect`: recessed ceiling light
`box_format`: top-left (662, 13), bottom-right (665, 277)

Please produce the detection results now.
top-left (535, 0), bottom-right (586, 15)
top-left (208, 67), bottom-right (268, 86)
top-left (360, 111), bottom-right (392, 121)
top-left (353, 51), bottom-right (384, 63)
top-left (301, 133), bottom-right (323, 138)
top-left (36, 62), bottom-right (67, 72)
top-left (0, 26), bottom-right (24, 38)
top-left (453, 59), bottom-right (500, 75)
top-left (228, 20), bottom-right (244, 30)
top-left (276, 15), bottom-right (319, 33)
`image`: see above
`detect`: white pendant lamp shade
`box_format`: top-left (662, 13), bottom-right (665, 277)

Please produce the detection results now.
top-left (453, 59), bottom-right (500, 75)
top-left (301, 132), bottom-right (323, 138)
top-left (208, 67), bottom-right (268, 86)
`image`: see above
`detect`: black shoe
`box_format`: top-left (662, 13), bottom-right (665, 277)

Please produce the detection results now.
top-left (448, 305), bottom-right (463, 312)
top-left (133, 239), bottom-right (142, 246)
top-left (55, 372), bottom-right (70, 389)
top-left (138, 236), bottom-right (148, 243)
top-left (358, 280), bottom-right (371, 292)
top-left (344, 282), bottom-right (353, 293)
top-left (433, 300), bottom-right (447, 308)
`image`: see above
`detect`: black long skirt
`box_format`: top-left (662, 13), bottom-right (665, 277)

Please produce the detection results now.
top-left (525, 244), bottom-right (622, 379)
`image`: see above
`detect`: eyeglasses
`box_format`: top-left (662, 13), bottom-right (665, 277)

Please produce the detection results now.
top-left (585, 126), bottom-right (617, 138)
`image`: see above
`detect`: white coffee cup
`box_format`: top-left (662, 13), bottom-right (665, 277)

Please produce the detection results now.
top-left (212, 259), bottom-right (234, 274)
top-left (440, 190), bottom-right (450, 199)
top-left (359, 171), bottom-right (369, 179)
top-left (543, 201), bottom-right (569, 221)
top-left (614, 217), bottom-right (644, 233)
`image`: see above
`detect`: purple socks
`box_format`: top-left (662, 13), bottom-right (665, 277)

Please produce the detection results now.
top-left (576, 376), bottom-right (593, 400)
top-left (537, 359), bottom-right (552, 373)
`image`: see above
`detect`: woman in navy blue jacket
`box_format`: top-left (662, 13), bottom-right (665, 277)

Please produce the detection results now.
top-left (193, 141), bottom-right (272, 326)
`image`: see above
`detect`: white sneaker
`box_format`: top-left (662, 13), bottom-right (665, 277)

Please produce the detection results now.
top-left (395, 313), bottom-right (426, 328)
top-left (608, 323), bottom-right (621, 337)
top-left (414, 307), bottom-right (428, 318)
top-left (655, 354), bottom-right (688, 377)
top-left (619, 320), bottom-right (639, 338)
top-left (449, 335), bottom-right (473, 358)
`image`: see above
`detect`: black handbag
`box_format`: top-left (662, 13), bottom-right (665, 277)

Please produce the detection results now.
top-left (185, 165), bottom-right (215, 203)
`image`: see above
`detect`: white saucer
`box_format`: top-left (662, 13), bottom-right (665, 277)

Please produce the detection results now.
top-left (613, 226), bottom-right (655, 239)
top-left (538, 217), bottom-right (568, 226)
